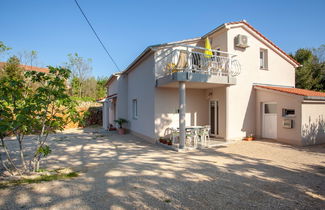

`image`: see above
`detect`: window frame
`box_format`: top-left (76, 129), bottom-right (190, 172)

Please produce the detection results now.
top-left (282, 108), bottom-right (295, 117)
top-left (132, 99), bottom-right (138, 120)
top-left (264, 103), bottom-right (277, 114)
top-left (260, 48), bottom-right (268, 70)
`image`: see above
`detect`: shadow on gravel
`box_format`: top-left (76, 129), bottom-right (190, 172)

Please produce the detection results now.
top-left (0, 128), bottom-right (324, 209)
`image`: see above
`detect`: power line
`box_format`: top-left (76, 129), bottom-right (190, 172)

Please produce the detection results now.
top-left (73, 0), bottom-right (120, 71)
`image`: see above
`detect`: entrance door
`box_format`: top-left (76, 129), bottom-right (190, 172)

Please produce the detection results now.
top-left (209, 100), bottom-right (219, 136)
top-left (262, 103), bottom-right (277, 139)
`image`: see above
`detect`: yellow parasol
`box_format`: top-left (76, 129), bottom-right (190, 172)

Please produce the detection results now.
top-left (204, 37), bottom-right (213, 58)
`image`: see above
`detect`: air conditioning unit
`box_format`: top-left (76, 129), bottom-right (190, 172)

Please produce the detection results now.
top-left (234, 34), bottom-right (248, 48)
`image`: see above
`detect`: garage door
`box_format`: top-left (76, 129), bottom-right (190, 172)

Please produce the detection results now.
top-left (262, 103), bottom-right (277, 139)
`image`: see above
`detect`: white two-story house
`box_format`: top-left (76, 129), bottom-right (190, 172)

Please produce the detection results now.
top-left (102, 20), bottom-right (325, 147)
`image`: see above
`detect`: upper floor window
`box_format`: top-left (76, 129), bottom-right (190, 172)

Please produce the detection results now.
top-left (260, 48), bottom-right (268, 70)
top-left (132, 99), bottom-right (138, 119)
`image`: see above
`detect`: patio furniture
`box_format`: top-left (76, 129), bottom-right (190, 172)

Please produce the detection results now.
top-left (185, 129), bottom-right (198, 148)
top-left (191, 52), bottom-right (201, 71)
top-left (166, 50), bottom-right (189, 73)
top-left (174, 126), bottom-right (209, 149)
top-left (163, 127), bottom-right (179, 145)
top-left (199, 125), bottom-right (211, 147)
top-left (171, 128), bottom-right (180, 145)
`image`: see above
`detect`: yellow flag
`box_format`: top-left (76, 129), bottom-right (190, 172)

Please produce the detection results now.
top-left (204, 37), bottom-right (213, 58)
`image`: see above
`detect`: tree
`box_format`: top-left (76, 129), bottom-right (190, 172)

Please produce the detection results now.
top-left (18, 50), bottom-right (38, 67)
top-left (313, 44), bottom-right (325, 63)
top-left (313, 45), bottom-right (325, 89)
top-left (96, 76), bottom-right (108, 99)
top-left (65, 53), bottom-right (92, 97)
top-left (0, 41), bottom-right (11, 61)
top-left (0, 56), bottom-right (26, 174)
top-left (292, 47), bottom-right (324, 91)
top-left (25, 67), bottom-right (78, 171)
top-left (0, 58), bottom-right (78, 174)
top-left (0, 41), bottom-right (11, 54)
top-left (70, 76), bottom-right (81, 96)
top-left (83, 77), bottom-right (97, 98)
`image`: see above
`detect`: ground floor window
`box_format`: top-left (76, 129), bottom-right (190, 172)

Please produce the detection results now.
top-left (132, 99), bottom-right (138, 119)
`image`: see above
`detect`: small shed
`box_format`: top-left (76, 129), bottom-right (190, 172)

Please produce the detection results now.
top-left (255, 85), bottom-right (325, 146)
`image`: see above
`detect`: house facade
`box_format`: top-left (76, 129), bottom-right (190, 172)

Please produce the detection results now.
top-left (102, 21), bottom-right (325, 146)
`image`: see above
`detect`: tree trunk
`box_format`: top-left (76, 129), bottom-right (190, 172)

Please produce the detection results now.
top-left (32, 123), bottom-right (49, 172)
top-left (1, 137), bottom-right (20, 175)
top-left (35, 155), bottom-right (41, 171)
top-left (0, 142), bottom-right (14, 175)
top-left (17, 134), bottom-right (27, 171)
top-left (79, 81), bottom-right (82, 98)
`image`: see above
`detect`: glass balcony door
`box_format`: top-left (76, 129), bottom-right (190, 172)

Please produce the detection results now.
top-left (209, 100), bottom-right (219, 136)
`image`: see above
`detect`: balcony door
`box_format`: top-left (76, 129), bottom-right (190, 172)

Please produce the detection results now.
top-left (209, 100), bottom-right (219, 136)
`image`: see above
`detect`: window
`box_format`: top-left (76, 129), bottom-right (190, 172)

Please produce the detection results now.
top-left (132, 99), bottom-right (138, 119)
top-left (264, 104), bottom-right (277, 114)
top-left (282, 108), bottom-right (295, 117)
top-left (260, 48), bottom-right (268, 69)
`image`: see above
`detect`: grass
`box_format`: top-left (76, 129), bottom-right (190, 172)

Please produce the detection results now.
top-left (0, 171), bottom-right (79, 189)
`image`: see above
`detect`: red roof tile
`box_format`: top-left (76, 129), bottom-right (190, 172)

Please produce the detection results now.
top-left (255, 85), bottom-right (325, 97)
top-left (0, 62), bottom-right (49, 73)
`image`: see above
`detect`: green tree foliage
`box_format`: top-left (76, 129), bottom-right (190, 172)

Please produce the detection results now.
top-left (96, 76), bottom-right (108, 99)
top-left (0, 41), bottom-right (11, 54)
top-left (65, 53), bottom-right (92, 98)
top-left (70, 76), bottom-right (81, 96)
top-left (0, 57), bottom-right (78, 174)
top-left (292, 45), bottom-right (325, 91)
top-left (65, 53), bottom-right (108, 101)
top-left (18, 50), bottom-right (38, 67)
top-left (0, 57), bottom-right (28, 174)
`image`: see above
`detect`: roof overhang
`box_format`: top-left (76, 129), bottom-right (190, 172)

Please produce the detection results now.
top-left (254, 85), bottom-right (325, 101)
top-left (122, 37), bottom-right (201, 75)
top-left (98, 93), bottom-right (117, 103)
top-left (105, 73), bottom-right (121, 87)
top-left (254, 85), bottom-right (304, 100)
top-left (303, 96), bottom-right (325, 101)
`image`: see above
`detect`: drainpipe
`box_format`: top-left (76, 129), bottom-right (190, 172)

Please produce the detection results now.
top-left (179, 81), bottom-right (186, 149)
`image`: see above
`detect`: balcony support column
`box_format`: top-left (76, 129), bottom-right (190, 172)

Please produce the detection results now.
top-left (179, 81), bottom-right (186, 149)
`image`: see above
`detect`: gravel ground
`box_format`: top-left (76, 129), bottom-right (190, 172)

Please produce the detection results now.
top-left (0, 127), bottom-right (324, 209)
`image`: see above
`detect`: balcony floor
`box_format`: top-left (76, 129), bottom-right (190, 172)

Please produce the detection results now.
top-left (156, 72), bottom-right (236, 88)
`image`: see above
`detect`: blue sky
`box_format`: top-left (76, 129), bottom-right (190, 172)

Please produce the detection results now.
top-left (1, 0), bottom-right (324, 77)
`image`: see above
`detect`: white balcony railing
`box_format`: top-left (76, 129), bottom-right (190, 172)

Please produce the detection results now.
top-left (156, 45), bottom-right (241, 79)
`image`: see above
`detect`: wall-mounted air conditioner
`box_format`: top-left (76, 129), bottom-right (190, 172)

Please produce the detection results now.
top-left (234, 34), bottom-right (249, 48)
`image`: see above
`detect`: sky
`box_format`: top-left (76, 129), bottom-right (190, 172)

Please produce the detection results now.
top-left (1, 0), bottom-right (325, 77)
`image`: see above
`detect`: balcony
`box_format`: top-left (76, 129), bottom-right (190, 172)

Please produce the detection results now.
top-left (155, 45), bottom-right (241, 87)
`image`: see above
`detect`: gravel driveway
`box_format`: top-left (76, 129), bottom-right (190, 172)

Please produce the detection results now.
top-left (0, 127), bottom-right (324, 209)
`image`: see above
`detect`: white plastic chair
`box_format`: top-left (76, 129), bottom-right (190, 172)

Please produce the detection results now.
top-left (170, 128), bottom-right (180, 145)
top-left (200, 125), bottom-right (211, 147)
top-left (186, 129), bottom-right (198, 148)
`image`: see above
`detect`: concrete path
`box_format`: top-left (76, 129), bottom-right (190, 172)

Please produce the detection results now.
top-left (0, 128), bottom-right (324, 209)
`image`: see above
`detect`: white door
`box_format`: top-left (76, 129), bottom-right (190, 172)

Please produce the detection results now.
top-left (262, 103), bottom-right (277, 139)
top-left (209, 100), bottom-right (219, 136)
